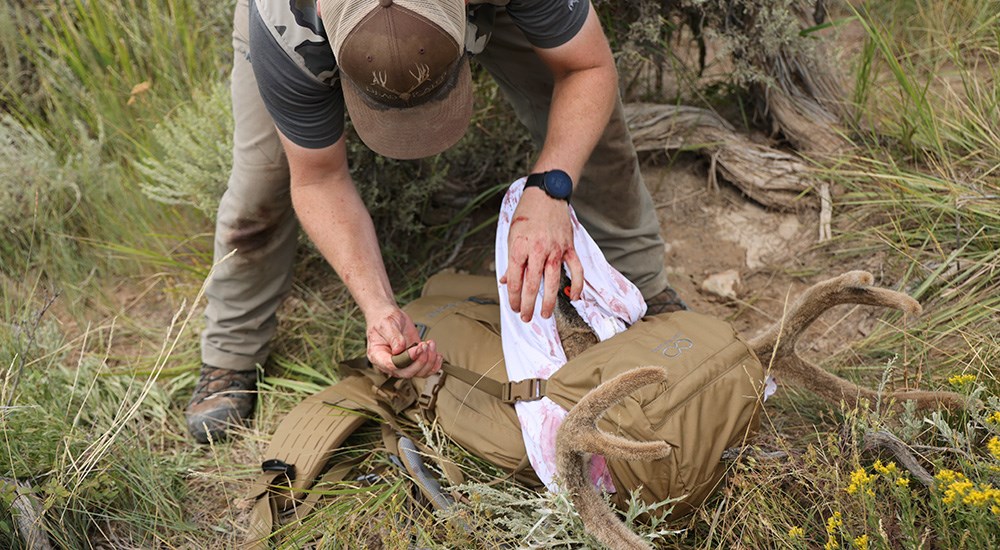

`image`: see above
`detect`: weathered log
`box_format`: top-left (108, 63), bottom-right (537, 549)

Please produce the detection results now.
top-left (624, 102), bottom-right (815, 211)
top-left (759, 44), bottom-right (852, 155)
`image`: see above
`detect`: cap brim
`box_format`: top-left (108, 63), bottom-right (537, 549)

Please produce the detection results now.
top-left (343, 59), bottom-right (472, 160)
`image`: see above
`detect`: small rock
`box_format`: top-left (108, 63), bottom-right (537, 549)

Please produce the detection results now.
top-left (664, 265), bottom-right (686, 276)
top-left (701, 269), bottom-right (741, 300)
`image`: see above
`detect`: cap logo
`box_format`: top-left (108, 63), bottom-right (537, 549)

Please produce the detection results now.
top-left (364, 58), bottom-right (458, 105)
top-left (370, 62), bottom-right (431, 102)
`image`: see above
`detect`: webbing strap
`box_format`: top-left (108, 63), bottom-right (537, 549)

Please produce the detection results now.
top-left (324, 382), bottom-right (466, 489)
top-left (398, 296), bottom-right (547, 404)
top-left (441, 363), bottom-right (547, 404)
top-left (389, 346), bottom-right (545, 406)
top-left (244, 471), bottom-right (282, 550)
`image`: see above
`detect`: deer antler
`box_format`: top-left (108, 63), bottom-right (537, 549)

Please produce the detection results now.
top-left (556, 367), bottom-right (671, 550)
top-left (749, 271), bottom-right (968, 411)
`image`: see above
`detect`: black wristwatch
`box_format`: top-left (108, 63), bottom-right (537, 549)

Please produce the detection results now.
top-left (525, 169), bottom-right (573, 202)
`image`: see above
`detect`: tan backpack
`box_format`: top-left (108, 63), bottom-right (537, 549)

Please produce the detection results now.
top-left (245, 272), bottom-right (765, 546)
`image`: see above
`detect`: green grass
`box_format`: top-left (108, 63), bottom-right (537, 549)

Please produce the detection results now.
top-left (1, 0), bottom-right (999, 547)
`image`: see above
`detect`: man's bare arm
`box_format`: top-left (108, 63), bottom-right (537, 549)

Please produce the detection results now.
top-left (504, 2), bottom-right (618, 321)
top-left (280, 133), bottom-right (442, 377)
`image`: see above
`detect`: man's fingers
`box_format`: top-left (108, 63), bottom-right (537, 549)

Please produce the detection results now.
top-left (505, 249), bottom-right (526, 313)
top-left (540, 253), bottom-right (561, 319)
top-left (519, 248), bottom-right (546, 322)
top-left (566, 249), bottom-right (584, 300)
top-left (371, 319), bottom-right (407, 355)
top-left (414, 343), bottom-right (443, 378)
top-left (368, 347), bottom-right (394, 374)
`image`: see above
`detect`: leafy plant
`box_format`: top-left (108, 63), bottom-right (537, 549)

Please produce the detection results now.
top-left (135, 80), bottom-right (233, 217)
top-left (0, 116), bottom-right (95, 276)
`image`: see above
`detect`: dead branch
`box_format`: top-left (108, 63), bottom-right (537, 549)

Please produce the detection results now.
top-left (818, 182), bottom-right (832, 241)
top-left (624, 103), bottom-right (815, 211)
top-left (1, 477), bottom-right (53, 550)
top-left (6, 291), bottom-right (60, 410)
top-left (862, 430), bottom-right (935, 488)
top-left (720, 446), bottom-right (790, 461)
top-left (760, 52), bottom-right (852, 155)
top-left (745, 1), bottom-right (854, 155)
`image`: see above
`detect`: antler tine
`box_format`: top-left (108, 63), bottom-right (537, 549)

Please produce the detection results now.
top-left (559, 368), bottom-right (673, 461)
top-left (750, 271), bottom-right (969, 412)
top-left (767, 350), bottom-right (969, 411)
top-left (748, 271), bottom-right (920, 359)
top-left (557, 367), bottom-right (672, 550)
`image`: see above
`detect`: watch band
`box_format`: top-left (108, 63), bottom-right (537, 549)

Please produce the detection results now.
top-left (524, 169), bottom-right (572, 202)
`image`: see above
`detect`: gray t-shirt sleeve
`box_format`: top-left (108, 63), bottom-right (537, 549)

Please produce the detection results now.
top-left (505, 0), bottom-right (590, 49)
top-left (249, 1), bottom-right (344, 149)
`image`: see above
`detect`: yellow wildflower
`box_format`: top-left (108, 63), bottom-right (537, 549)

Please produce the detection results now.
top-left (935, 469), bottom-right (965, 485)
top-left (826, 511), bottom-right (843, 534)
top-left (846, 468), bottom-right (876, 496)
top-left (986, 411), bottom-right (1000, 424)
top-left (948, 373), bottom-right (976, 386)
top-left (964, 489), bottom-right (992, 507)
top-left (987, 437), bottom-right (1000, 461)
top-left (873, 460), bottom-right (898, 476)
top-left (853, 534), bottom-right (870, 550)
top-left (825, 537), bottom-right (840, 550)
top-left (896, 476), bottom-right (910, 488)
top-left (788, 526), bottom-right (805, 539)
top-left (942, 479), bottom-right (974, 505)
top-left (992, 505), bottom-right (1000, 516)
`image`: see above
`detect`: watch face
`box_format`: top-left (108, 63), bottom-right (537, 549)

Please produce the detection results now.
top-left (543, 170), bottom-right (573, 200)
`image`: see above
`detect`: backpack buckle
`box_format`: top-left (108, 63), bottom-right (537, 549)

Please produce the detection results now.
top-left (374, 378), bottom-right (418, 413)
top-left (417, 371), bottom-right (447, 420)
top-left (261, 459), bottom-right (296, 478)
top-left (501, 378), bottom-right (546, 404)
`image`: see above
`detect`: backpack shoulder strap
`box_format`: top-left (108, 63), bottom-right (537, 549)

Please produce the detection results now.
top-left (244, 373), bottom-right (376, 549)
top-left (245, 360), bottom-right (470, 548)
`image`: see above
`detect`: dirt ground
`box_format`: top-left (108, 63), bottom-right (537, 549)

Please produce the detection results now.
top-left (646, 155), bottom-right (815, 336)
top-left (647, 153), bottom-right (912, 368)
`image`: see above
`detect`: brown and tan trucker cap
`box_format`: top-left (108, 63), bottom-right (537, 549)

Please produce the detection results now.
top-left (321, 0), bottom-right (471, 160)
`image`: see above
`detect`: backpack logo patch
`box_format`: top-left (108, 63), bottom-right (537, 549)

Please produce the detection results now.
top-left (651, 332), bottom-right (694, 358)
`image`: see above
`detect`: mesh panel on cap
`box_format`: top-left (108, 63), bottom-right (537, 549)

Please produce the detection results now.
top-left (325, 0), bottom-right (466, 58)
top-left (395, 0), bottom-right (465, 44)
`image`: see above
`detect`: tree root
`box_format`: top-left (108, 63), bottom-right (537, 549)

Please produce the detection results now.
top-left (624, 103), bottom-right (815, 211)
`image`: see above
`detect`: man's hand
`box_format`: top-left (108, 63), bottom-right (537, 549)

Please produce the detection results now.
top-left (365, 306), bottom-right (443, 378)
top-left (501, 188), bottom-right (584, 322)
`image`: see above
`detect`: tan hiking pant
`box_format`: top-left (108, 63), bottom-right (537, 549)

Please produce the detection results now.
top-left (202, 0), bottom-right (667, 372)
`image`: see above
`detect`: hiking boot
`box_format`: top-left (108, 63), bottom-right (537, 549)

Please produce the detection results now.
top-left (645, 285), bottom-right (689, 315)
top-left (185, 364), bottom-right (257, 444)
